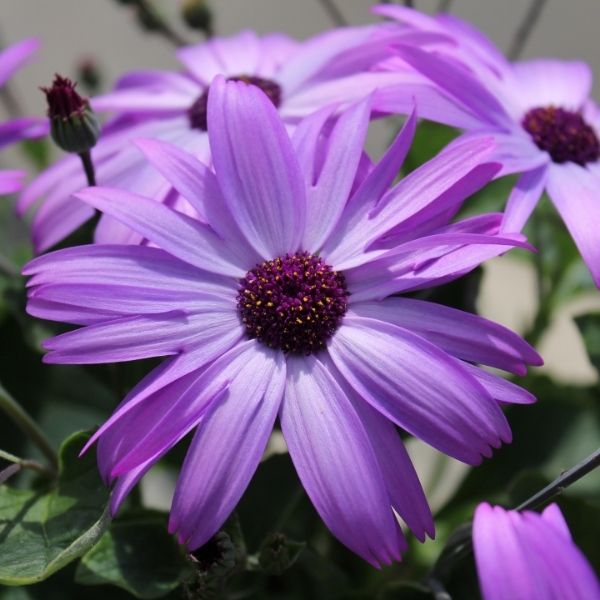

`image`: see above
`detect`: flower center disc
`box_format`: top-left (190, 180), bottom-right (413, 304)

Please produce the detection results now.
top-left (188, 75), bottom-right (282, 131)
top-left (237, 252), bottom-right (348, 354)
top-left (522, 106), bottom-right (600, 165)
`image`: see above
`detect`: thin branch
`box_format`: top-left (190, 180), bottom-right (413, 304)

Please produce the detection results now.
top-left (517, 447), bottom-right (600, 511)
top-left (79, 150), bottom-right (96, 186)
top-left (507, 0), bottom-right (549, 60)
top-left (130, 0), bottom-right (188, 46)
top-left (317, 0), bottom-right (348, 26)
top-left (0, 383), bottom-right (58, 473)
top-left (0, 448), bottom-right (55, 478)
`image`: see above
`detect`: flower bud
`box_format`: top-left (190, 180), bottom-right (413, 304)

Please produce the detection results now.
top-left (41, 75), bottom-right (99, 154)
top-left (258, 532), bottom-right (305, 575)
top-left (77, 58), bottom-right (102, 94)
top-left (181, 0), bottom-right (212, 34)
top-left (190, 531), bottom-right (237, 578)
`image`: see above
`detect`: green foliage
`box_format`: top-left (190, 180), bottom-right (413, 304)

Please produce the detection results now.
top-left (0, 432), bottom-right (111, 585)
top-left (75, 512), bottom-right (192, 599)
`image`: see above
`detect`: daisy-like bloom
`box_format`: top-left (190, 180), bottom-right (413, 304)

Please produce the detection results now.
top-left (18, 25), bottom-right (444, 252)
top-left (372, 5), bottom-right (600, 287)
top-left (25, 78), bottom-right (541, 565)
top-left (0, 38), bottom-right (48, 195)
top-left (474, 503), bottom-right (600, 600)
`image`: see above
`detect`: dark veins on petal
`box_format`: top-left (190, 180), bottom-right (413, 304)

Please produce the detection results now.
top-left (188, 74), bottom-right (282, 130)
top-left (522, 106), bottom-right (600, 165)
top-left (237, 252), bottom-right (348, 355)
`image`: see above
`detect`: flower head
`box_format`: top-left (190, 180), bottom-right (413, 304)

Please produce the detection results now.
top-left (373, 5), bottom-right (600, 287)
top-left (474, 503), bottom-right (600, 600)
top-left (25, 78), bottom-right (541, 565)
top-left (19, 25), bottom-right (446, 252)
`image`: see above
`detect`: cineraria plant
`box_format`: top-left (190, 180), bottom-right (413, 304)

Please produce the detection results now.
top-left (0, 2), bottom-right (598, 600)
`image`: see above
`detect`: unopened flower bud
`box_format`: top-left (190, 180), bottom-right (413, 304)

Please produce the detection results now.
top-left (258, 532), bottom-right (305, 575)
top-left (41, 75), bottom-right (99, 154)
top-left (77, 58), bottom-right (102, 94)
top-left (181, 0), bottom-right (212, 34)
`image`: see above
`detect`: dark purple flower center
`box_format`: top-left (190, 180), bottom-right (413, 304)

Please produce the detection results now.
top-left (522, 106), bottom-right (600, 165)
top-left (237, 252), bottom-right (348, 354)
top-left (188, 74), bottom-right (282, 131)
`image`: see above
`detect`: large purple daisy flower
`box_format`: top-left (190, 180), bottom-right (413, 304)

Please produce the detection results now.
top-left (0, 38), bottom-right (48, 194)
top-left (374, 6), bottom-right (600, 287)
top-left (18, 25), bottom-right (441, 252)
top-left (474, 503), bottom-right (600, 599)
top-left (25, 78), bottom-right (541, 565)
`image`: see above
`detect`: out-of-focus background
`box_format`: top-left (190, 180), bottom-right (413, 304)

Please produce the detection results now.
top-left (2, 0), bottom-right (599, 386)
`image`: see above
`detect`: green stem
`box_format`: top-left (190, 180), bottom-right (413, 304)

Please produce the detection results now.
top-left (0, 448), bottom-right (55, 478)
top-left (0, 383), bottom-right (58, 473)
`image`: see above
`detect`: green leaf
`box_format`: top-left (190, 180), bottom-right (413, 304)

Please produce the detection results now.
top-left (76, 511), bottom-right (191, 599)
top-left (0, 431), bottom-right (111, 585)
top-left (574, 313), bottom-right (600, 376)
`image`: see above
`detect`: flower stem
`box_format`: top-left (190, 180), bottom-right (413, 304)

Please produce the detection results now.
top-left (318, 0), bottom-right (347, 26)
top-left (428, 447), bottom-right (600, 587)
top-left (132, 0), bottom-right (188, 46)
top-left (0, 448), bottom-right (55, 479)
top-left (507, 0), bottom-right (549, 60)
top-left (517, 447), bottom-right (600, 511)
top-left (79, 150), bottom-right (96, 187)
top-left (0, 383), bottom-right (58, 473)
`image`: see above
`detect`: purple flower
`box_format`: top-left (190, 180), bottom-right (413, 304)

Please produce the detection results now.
top-left (18, 25), bottom-right (439, 252)
top-left (474, 503), bottom-right (600, 600)
top-left (25, 78), bottom-right (541, 565)
top-left (374, 6), bottom-right (600, 287)
top-left (0, 38), bottom-right (48, 195)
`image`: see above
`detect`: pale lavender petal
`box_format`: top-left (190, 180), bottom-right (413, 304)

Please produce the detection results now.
top-left (169, 345), bottom-right (285, 549)
top-left (107, 340), bottom-right (271, 476)
top-left (81, 315), bottom-right (244, 455)
top-left (134, 138), bottom-right (262, 266)
top-left (208, 76), bottom-right (306, 258)
top-left (41, 311), bottom-right (232, 364)
top-left (350, 297), bottom-right (541, 375)
top-left (392, 44), bottom-right (510, 128)
top-left (474, 503), bottom-right (600, 600)
top-left (346, 231), bottom-right (529, 301)
top-left (303, 97), bottom-right (371, 252)
top-left (546, 162), bottom-right (600, 287)
top-left (24, 244), bottom-right (233, 297)
top-left (462, 364), bottom-right (536, 405)
top-left (91, 87), bottom-right (194, 114)
top-left (0, 118), bottom-right (47, 150)
top-left (501, 165), bottom-right (548, 233)
top-left (325, 135), bottom-right (497, 269)
top-left (0, 170), bottom-right (25, 195)
top-left (74, 186), bottom-right (246, 277)
top-left (329, 317), bottom-right (510, 465)
top-left (97, 367), bottom-right (221, 481)
top-left (512, 59), bottom-right (593, 113)
top-left (26, 298), bottom-right (118, 325)
top-left (0, 38), bottom-right (39, 87)
top-left (345, 382), bottom-right (434, 542)
top-left (281, 355), bottom-right (406, 566)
